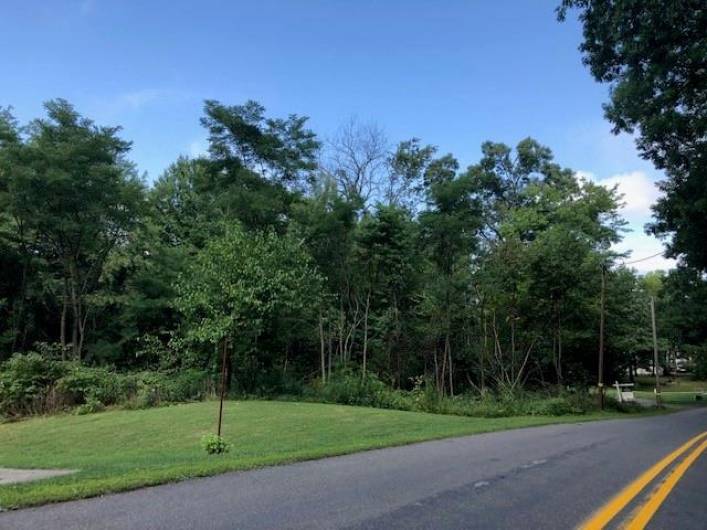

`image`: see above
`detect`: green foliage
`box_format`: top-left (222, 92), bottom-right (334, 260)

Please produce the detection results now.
top-left (2, 96), bottom-right (703, 412)
top-left (0, 351), bottom-right (210, 417)
top-left (419, 390), bottom-right (597, 418)
top-left (131, 369), bottom-right (211, 408)
top-left (200, 433), bottom-right (231, 455)
top-left (314, 370), bottom-right (411, 410)
top-left (313, 370), bottom-right (600, 418)
top-left (0, 353), bottom-right (65, 417)
top-left (175, 223), bottom-right (324, 391)
top-left (176, 224), bottom-right (322, 344)
top-left (75, 398), bottom-right (106, 415)
top-left (201, 99), bottom-right (320, 187)
top-left (558, 1), bottom-right (707, 270)
top-left (0, 101), bottom-right (144, 358)
top-left (55, 365), bottom-right (135, 407)
top-left (692, 347), bottom-right (707, 380)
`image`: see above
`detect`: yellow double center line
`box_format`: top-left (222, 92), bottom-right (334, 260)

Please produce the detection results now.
top-left (579, 430), bottom-right (707, 530)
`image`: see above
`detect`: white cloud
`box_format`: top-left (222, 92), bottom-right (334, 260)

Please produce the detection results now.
top-left (576, 169), bottom-right (675, 273)
top-left (577, 169), bottom-right (662, 220)
top-left (613, 232), bottom-right (676, 274)
top-left (598, 171), bottom-right (661, 218)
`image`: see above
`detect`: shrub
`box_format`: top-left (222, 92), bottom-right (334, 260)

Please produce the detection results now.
top-left (55, 365), bottom-right (136, 406)
top-left (169, 369), bottom-right (212, 401)
top-left (604, 395), bottom-right (644, 413)
top-left (75, 398), bottom-right (106, 415)
top-left (692, 346), bottom-right (707, 380)
top-left (33, 342), bottom-right (72, 360)
top-left (0, 351), bottom-right (212, 418)
top-left (409, 376), bottom-right (444, 413)
top-left (316, 369), bottom-right (412, 410)
top-left (201, 433), bottom-right (230, 454)
top-left (0, 353), bottom-right (66, 417)
top-left (310, 373), bottom-right (601, 419)
top-left (133, 369), bottom-right (211, 408)
top-left (525, 397), bottom-right (576, 416)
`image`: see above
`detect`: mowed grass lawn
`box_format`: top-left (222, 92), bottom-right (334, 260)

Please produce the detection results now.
top-left (615, 376), bottom-right (707, 404)
top-left (634, 390), bottom-right (706, 404)
top-left (1, 400), bottom-right (633, 509)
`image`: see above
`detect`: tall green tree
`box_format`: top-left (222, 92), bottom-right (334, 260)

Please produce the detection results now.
top-left (558, 1), bottom-right (707, 270)
top-left (419, 154), bottom-right (482, 394)
top-left (467, 139), bottom-right (623, 387)
top-left (202, 99), bottom-right (320, 190)
top-left (0, 100), bottom-right (144, 358)
top-left (660, 266), bottom-right (707, 377)
top-left (352, 205), bottom-right (418, 379)
top-left (175, 224), bottom-right (323, 390)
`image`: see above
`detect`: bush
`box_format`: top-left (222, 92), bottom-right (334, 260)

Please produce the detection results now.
top-left (132, 369), bottom-right (211, 408)
top-left (169, 369), bottom-right (212, 401)
top-left (0, 351), bottom-right (212, 418)
top-left (604, 395), bottom-right (644, 413)
top-left (409, 376), bottom-right (446, 413)
top-left (0, 353), bottom-right (66, 417)
top-left (201, 433), bottom-right (230, 454)
top-left (315, 369), bottom-right (412, 410)
top-left (525, 397), bottom-right (576, 416)
top-left (55, 365), bottom-right (136, 406)
top-left (692, 347), bottom-right (707, 380)
top-left (75, 398), bottom-right (106, 415)
top-left (310, 374), bottom-right (600, 419)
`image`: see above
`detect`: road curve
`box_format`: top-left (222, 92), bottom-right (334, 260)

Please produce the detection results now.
top-left (1, 407), bottom-right (705, 530)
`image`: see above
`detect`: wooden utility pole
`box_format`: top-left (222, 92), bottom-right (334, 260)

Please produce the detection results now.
top-left (598, 264), bottom-right (606, 410)
top-left (650, 296), bottom-right (662, 406)
top-left (217, 338), bottom-right (229, 436)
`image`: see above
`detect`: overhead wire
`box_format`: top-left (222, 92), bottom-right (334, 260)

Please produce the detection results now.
top-left (619, 252), bottom-right (664, 266)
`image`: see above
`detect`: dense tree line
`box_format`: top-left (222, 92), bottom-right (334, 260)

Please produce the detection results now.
top-left (2, 97), bottom-right (704, 395)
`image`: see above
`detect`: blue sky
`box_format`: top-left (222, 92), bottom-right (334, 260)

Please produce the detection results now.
top-left (1, 0), bottom-right (672, 271)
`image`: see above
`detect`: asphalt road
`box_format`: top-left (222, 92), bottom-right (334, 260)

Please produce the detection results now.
top-left (1, 407), bottom-right (705, 530)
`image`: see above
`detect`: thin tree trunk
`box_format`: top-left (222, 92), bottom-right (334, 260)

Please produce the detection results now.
top-left (77, 304), bottom-right (89, 356)
top-left (446, 333), bottom-right (453, 397)
top-left (283, 342), bottom-right (289, 375)
top-left (433, 346), bottom-right (440, 393)
top-left (552, 334), bottom-right (557, 382)
top-left (396, 347), bottom-right (402, 389)
top-left (362, 291), bottom-right (370, 377)
top-left (60, 278), bottom-right (68, 356)
top-left (481, 314), bottom-right (487, 391)
top-left (555, 299), bottom-right (563, 385)
top-left (319, 315), bottom-right (326, 382)
top-left (10, 256), bottom-right (29, 353)
top-left (439, 340), bottom-right (447, 397)
top-left (225, 339), bottom-right (233, 393)
top-left (338, 303), bottom-right (345, 364)
top-left (327, 321), bottom-right (333, 379)
top-left (557, 322), bottom-right (563, 384)
top-left (510, 317), bottom-right (516, 381)
top-left (67, 259), bottom-right (82, 360)
top-left (10, 218), bottom-right (31, 353)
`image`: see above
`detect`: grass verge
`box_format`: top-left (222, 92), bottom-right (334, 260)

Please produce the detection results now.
top-left (0, 400), bottom-right (653, 509)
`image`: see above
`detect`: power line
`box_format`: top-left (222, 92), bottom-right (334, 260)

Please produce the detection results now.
top-left (620, 252), bottom-right (664, 266)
